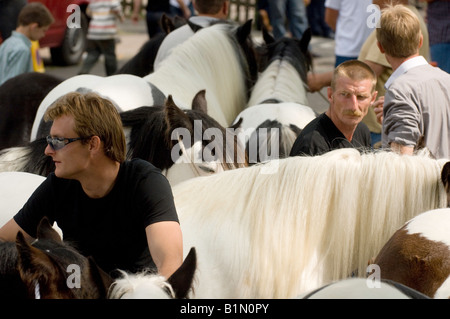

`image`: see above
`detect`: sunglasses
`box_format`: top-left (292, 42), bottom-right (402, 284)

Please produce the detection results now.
top-left (46, 136), bottom-right (89, 151)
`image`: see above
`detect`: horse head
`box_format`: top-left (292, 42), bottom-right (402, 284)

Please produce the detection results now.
top-left (122, 90), bottom-right (247, 186)
top-left (108, 247), bottom-right (197, 299)
top-left (15, 217), bottom-right (113, 299)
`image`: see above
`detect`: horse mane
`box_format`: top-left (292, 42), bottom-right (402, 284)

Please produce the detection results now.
top-left (247, 33), bottom-right (312, 106)
top-left (245, 119), bottom-right (301, 163)
top-left (108, 270), bottom-right (175, 299)
top-left (144, 22), bottom-right (257, 126)
top-left (120, 105), bottom-right (247, 171)
top-left (115, 33), bottom-right (166, 77)
top-left (115, 14), bottom-right (188, 76)
top-left (0, 138), bottom-right (54, 176)
top-left (173, 149), bottom-right (448, 298)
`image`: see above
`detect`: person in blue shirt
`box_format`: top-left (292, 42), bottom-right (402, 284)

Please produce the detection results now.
top-left (0, 2), bottom-right (54, 86)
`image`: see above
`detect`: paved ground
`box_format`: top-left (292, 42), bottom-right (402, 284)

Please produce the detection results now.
top-left (41, 18), bottom-right (334, 114)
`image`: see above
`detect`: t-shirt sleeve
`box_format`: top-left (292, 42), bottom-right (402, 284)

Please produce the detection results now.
top-left (13, 175), bottom-right (57, 238)
top-left (325, 0), bottom-right (341, 10)
top-left (137, 171), bottom-right (179, 227)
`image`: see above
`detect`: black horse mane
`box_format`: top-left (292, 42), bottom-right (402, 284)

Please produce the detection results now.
top-left (115, 14), bottom-right (187, 77)
top-left (257, 27), bottom-right (313, 85)
top-left (120, 104), bottom-right (246, 171)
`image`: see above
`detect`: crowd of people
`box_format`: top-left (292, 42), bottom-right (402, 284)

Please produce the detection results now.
top-left (0, 0), bottom-right (449, 288)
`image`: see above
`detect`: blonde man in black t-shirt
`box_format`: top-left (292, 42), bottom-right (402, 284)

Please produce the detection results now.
top-left (0, 92), bottom-right (183, 279)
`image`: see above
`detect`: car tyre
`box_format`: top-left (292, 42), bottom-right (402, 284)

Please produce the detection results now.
top-left (50, 11), bottom-right (88, 66)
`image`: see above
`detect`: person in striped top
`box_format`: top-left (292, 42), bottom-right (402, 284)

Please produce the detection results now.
top-left (78, 0), bottom-right (125, 76)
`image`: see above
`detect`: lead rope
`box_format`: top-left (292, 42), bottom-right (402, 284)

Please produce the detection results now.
top-left (34, 281), bottom-right (41, 299)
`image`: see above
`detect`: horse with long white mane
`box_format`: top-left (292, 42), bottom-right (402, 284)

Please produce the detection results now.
top-left (233, 28), bottom-right (317, 162)
top-left (29, 20), bottom-right (258, 141)
top-left (2, 150), bottom-right (449, 298)
top-left (171, 149), bottom-right (450, 298)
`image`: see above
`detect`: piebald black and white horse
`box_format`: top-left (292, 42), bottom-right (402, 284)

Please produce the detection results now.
top-left (0, 91), bottom-right (247, 186)
top-left (0, 203), bottom-right (197, 299)
top-left (29, 20), bottom-right (258, 142)
top-left (233, 28), bottom-right (317, 162)
top-left (0, 217), bottom-right (113, 299)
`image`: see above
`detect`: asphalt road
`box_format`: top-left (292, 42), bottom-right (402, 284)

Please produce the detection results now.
top-left (40, 18), bottom-right (334, 115)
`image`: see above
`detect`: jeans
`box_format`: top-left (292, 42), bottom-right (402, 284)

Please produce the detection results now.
top-left (79, 39), bottom-right (117, 76)
top-left (267, 0), bottom-right (308, 40)
top-left (431, 43), bottom-right (450, 74)
top-left (335, 55), bottom-right (357, 68)
top-left (307, 0), bottom-right (332, 37)
top-left (170, 2), bottom-right (194, 18)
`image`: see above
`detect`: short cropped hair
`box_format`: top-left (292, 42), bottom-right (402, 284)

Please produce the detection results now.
top-left (194, 0), bottom-right (228, 14)
top-left (18, 2), bottom-right (54, 27)
top-left (331, 60), bottom-right (377, 92)
top-left (376, 4), bottom-right (421, 58)
top-left (44, 92), bottom-right (126, 163)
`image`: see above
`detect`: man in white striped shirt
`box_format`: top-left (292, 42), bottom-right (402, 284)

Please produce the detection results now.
top-left (78, 0), bottom-right (125, 76)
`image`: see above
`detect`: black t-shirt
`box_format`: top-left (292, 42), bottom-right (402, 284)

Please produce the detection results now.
top-left (14, 158), bottom-right (178, 276)
top-left (289, 113), bottom-right (371, 156)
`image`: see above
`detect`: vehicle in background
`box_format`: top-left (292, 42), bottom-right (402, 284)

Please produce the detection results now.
top-left (29, 0), bottom-right (90, 65)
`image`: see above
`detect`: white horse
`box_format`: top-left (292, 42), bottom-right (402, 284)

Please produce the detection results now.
top-left (0, 172), bottom-right (62, 235)
top-left (170, 149), bottom-right (449, 298)
top-left (30, 21), bottom-right (257, 141)
top-left (297, 278), bottom-right (429, 299)
top-left (233, 29), bottom-right (317, 161)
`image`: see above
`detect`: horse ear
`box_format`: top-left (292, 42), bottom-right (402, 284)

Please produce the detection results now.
top-left (16, 231), bottom-right (63, 298)
top-left (441, 162), bottom-right (450, 207)
top-left (160, 13), bottom-right (175, 34)
top-left (36, 217), bottom-right (61, 242)
top-left (87, 257), bottom-right (114, 299)
top-left (262, 26), bottom-right (275, 45)
top-left (191, 90), bottom-right (208, 114)
top-left (299, 28), bottom-right (311, 54)
top-left (229, 117), bottom-right (243, 130)
top-left (164, 95), bottom-right (193, 147)
top-left (165, 95), bottom-right (192, 130)
top-left (236, 19), bottom-right (253, 43)
top-left (167, 247), bottom-right (197, 299)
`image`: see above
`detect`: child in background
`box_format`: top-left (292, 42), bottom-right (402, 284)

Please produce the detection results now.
top-left (0, 2), bottom-right (53, 85)
top-left (78, 0), bottom-right (125, 76)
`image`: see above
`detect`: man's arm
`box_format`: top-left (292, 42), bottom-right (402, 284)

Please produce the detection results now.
top-left (145, 221), bottom-right (183, 279)
top-left (0, 218), bottom-right (34, 243)
top-left (324, 7), bottom-right (338, 32)
top-left (390, 142), bottom-right (414, 155)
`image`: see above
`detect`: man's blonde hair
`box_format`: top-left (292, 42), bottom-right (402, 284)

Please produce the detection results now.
top-left (331, 60), bottom-right (377, 92)
top-left (376, 4), bottom-right (421, 58)
top-left (44, 92), bottom-right (126, 163)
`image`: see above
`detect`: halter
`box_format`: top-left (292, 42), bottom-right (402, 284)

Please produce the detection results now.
top-left (34, 281), bottom-right (41, 299)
